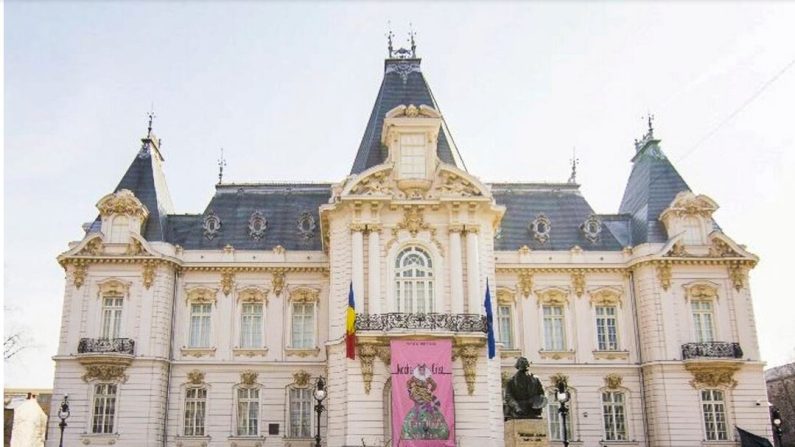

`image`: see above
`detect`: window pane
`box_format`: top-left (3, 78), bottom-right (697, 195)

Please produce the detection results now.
top-left (394, 247), bottom-right (434, 314)
top-left (92, 383), bottom-right (117, 434)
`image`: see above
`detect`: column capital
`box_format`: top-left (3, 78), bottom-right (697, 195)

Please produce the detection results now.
top-left (349, 223), bottom-right (367, 233)
top-left (448, 224), bottom-right (465, 234)
top-left (465, 225), bottom-right (480, 235)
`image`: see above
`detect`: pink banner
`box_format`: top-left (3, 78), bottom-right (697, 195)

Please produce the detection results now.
top-left (390, 339), bottom-right (455, 447)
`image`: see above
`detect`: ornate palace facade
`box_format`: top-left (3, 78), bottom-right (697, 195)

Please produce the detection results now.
top-left (49, 46), bottom-right (772, 447)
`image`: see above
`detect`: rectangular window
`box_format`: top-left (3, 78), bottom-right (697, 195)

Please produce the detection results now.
top-left (184, 387), bottom-right (207, 436)
top-left (701, 389), bottom-right (728, 441)
top-left (237, 387), bottom-right (259, 436)
top-left (189, 303), bottom-right (212, 348)
top-left (543, 305), bottom-right (566, 351)
top-left (595, 306), bottom-right (619, 351)
top-left (498, 305), bottom-right (513, 349)
top-left (683, 217), bottom-right (702, 244)
top-left (92, 383), bottom-right (117, 434)
top-left (547, 397), bottom-right (572, 441)
top-left (602, 391), bottom-right (628, 441)
top-left (101, 296), bottom-right (124, 339)
top-left (291, 303), bottom-right (315, 349)
top-left (399, 133), bottom-right (426, 178)
top-left (692, 300), bottom-right (715, 343)
top-left (240, 303), bottom-right (263, 348)
top-left (289, 388), bottom-right (312, 438)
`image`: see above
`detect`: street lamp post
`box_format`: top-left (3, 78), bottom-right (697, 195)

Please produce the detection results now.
top-left (771, 407), bottom-right (783, 446)
top-left (58, 394), bottom-right (70, 447)
top-left (313, 376), bottom-right (327, 447)
top-left (556, 381), bottom-right (571, 447)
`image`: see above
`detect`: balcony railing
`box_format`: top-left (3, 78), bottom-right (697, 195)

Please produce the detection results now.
top-left (78, 338), bottom-right (135, 356)
top-left (355, 313), bottom-right (487, 333)
top-left (682, 342), bottom-right (743, 360)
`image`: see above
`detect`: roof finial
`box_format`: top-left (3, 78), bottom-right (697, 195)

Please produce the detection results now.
top-left (217, 148), bottom-right (227, 184)
top-left (568, 147), bottom-right (579, 184)
top-left (386, 21), bottom-right (394, 58)
top-left (408, 23), bottom-right (417, 58)
top-left (146, 105), bottom-right (156, 139)
top-left (646, 112), bottom-right (655, 138)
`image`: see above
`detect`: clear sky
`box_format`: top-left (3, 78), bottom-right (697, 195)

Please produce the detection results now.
top-left (5, 1), bottom-right (795, 388)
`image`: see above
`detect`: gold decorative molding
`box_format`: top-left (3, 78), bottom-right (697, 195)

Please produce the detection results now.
top-left (518, 245), bottom-right (531, 256)
top-left (660, 191), bottom-right (718, 220)
top-left (436, 171), bottom-right (481, 197)
top-left (96, 189), bottom-right (149, 220)
top-left (285, 347), bottom-right (320, 358)
top-left (496, 288), bottom-right (516, 305)
top-left (570, 245), bottom-right (583, 255)
top-left (272, 245), bottom-right (286, 255)
top-left (358, 340), bottom-right (391, 394)
top-left (237, 286), bottom-right (268, 303)
top-left (73, 263), bottom-right (87, 289)
top-left (452, 339), bottom-right (484, 395)
top-left (271, 269), bottom-right (286, 296)
top-left (395, 206), bottom-right (431, 237)
top-left (180, 347), bottom-right (216, 358)
top-left (289, 287), bottom-right (320, 303)
top-left (517, 270), bottom-right (533, 298)
top-left (142, 264), bottom-right (156, 289)
top-left (126, 238), bottom-right (150, 256)
top-left (78, 356), bottom-right (132, 383)
top-left (187, 369), bottom-right (205, 385)
top-left (593, 350), bottom-right (629, 360)
top-left (349, 169), bottom-right (392, 196)
top-left (539, 350), bottom-right (575, 360)
top-left (685, 361), bottom-right (741, 389)
top-left (666, 241), bottom-right (690, 257)
top-left (535, 287), bottom-right (569, 307)
top-left (220, 271), bottom-right (235, 296)
top-left (185, 287), bottom-right (218, 304)
top-left (240, 370), bottom-right (259, 386)
top-left (604, 373), bottom-right (623, 389)
top-left (448, 224), bottom-right (465, 234)
top-left (728, 263), bottom-right (745, 291)
top-left (293, 370), bottom-right (312, 387)
top-left (571, 271), bottom-right (586, 297)
top-left (349, 223), bottom-right (368, 233)
top-left (223, 244), bottom-right (235, 255)
top-left (232, 348), bottom-right (268, 358)
top-left (710, 238), bottom-right (741, 257)
top-left (79, 237), bottom-right (104, 256)
top-left (549, 373), bottom-right (569, 388)
top-left (97, 278), bottom-right (131, 297)
top-left (683, 282), bottom-right (719, 301)
top-left (588, 286), bottom-right (623, 307)
top-left (657, 264), bottom-right (672, 291)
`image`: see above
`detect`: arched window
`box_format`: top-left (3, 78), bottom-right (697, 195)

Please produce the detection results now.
top-left (394, 246), bottom-right (434, 313)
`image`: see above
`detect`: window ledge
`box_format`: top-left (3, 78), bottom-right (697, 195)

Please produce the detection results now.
top-left (80, 433), bottom-right (120, 445)
top-left (175, 435), bottom-right (211, 447)
top-left (181, 347), bottom-right (216, 358)
top-left (501, 349), bottom-right (523, 359)
top-left (700, 441), bottom-right (738, 447)
top-left (593, 350), bottom-right (630, 360)
top-left (233, 347), bottom-right (268, 358)
top-left (285, 347), bottom-right (320, 357)
top-left (550, 442), bottom-right (583, 447)
top-left (539, 350), bottom-right (575, 360)
top-left (227, 436), bottom-right (266, 447)
top-left (598, 441), bottom-right (639, 446)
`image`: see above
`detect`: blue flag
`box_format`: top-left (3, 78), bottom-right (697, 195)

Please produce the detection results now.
top-left (484, 278), bottom-right (496, 359)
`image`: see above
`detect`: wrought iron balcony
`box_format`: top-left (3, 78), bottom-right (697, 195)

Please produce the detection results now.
top-left (355, 313), bottom-right (487, 333)
top-left (682, 342), bottom-right (743, 360)
top-left (78, 338), bottom-right (135, 356)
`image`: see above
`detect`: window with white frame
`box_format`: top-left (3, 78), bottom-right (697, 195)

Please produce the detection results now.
top-left (91, 383), bottom-right (118, 434)
top-left (682, 217), bottom-right (702, 245)
top-left (547, 392), bottom-right (573, 441)
top-left (498, 304), bottom-right (514, 349)
top-left (291, 302), bottom-right (315, 349)
top-left (240, 302), bottom-right (263, 348)
top-left (236, 387), bottom-right (259, 436)
top-left (701, 389), bottom-right (728, 441)
top-left (189, 303), bottom-right (212, 348)
top-left (109, 216), bottom-right (129, 243)
top-left (595, 305), bottom-right (619, 351)
top-left (602, 390), bottom-right (628, 441)
top-left (100, 296), bottom-right (124, 339)
top-left (395, 246), bottom-right (434, 313)
top-left (183, 387), bottom-right (207, 436)
top-left (289, 388), bottom-right (313, 438)
top-left (692, 300), bottom-right (715, 343)
top-left (399, 133), bottom-right (426, 178)
top-left (542, 305), bottom-right (566, 351)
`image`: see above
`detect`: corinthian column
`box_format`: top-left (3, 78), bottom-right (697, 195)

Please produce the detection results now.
top-left (449, 225), bottom-right (465, 314)
top-left (466, 226), bottom-right (481, 314)
top-left (367, 225), bottom-right (381, 315)
top-left (351, 224), bottom-right (365, 314)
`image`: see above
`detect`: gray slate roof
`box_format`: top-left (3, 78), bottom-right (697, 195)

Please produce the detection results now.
top-left (491, 183), bottom-right (627, 251)
top-left (618, 138), bottom-right (691, 244)
top-left (350, 58), bottom-right (465, 174)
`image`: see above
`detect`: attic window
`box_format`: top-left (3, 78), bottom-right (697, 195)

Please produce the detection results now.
top-left (248, 211), bottom-right (268, 241)
top-left (203, 211), bottom-right (222, 240)
top-left (530, 214), bottom-right (551, 244)
top-left (581, 215), bottom-right (602, 244)
top-left (399, 133), bottom-right (426, 178)
top-left (109, 216), bottom-right (129, 243)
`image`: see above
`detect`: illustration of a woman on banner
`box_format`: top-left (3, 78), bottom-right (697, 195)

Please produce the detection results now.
top-left (401, 364), bottom-right (450, 440)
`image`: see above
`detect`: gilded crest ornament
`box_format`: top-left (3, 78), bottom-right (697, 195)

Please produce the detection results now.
top-left (293, 370), bottom-right (311, 387)
top-left (571, 271), bottom-right (586, 297)
top-left (73, 263), bottom-right (87, 289)
top-left (79, 238), bottom-right (104, 256)
top-left (220, 271), bottom-right (235, 296)
top-left (248, 211), bottom-right (268, 241)
top-left (202, 211), bottom-right (222, 240)
top-left (581, 214), bottom-right (602, 244)
top-left (604, 373), bottom-right (623, 389)
top-left (517, 270), bottom-right (533, 298)
top-left (271, 269), bottom-right (286, 296)
top-left (142, 264), bottom-right (156, 289)
top-left (657, 264), bottom-right (672, 291)
top-left (187, 369), bottom-right (205, 385)
top-left (240, 370), bottom-right (259, 386)
top-left (530, 214), bottom-right (551, 244)
top-left (97, 189), bottom-right (149, 220)
top-left (396, 206), bottom-right (430, 237)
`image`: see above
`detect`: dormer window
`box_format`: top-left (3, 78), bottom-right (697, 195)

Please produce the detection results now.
top-left (109, 216), bottom-right (129, 243)
top-left (399, 133), bottom-right (426, 179)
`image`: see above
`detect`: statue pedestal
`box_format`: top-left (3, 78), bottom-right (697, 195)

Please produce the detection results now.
top-left (504, 419), bottom-right (549, 447)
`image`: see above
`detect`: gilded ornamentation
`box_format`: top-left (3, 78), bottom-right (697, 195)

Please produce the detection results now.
top-left (660, 191), bottom-right (718, 219)
top-left (81, 364), bottom-right (129, 383)
top-left (96, 189), bottom-right (149, 219)
top-left (684, 283), bottom-right (718, 301)
top-left (240, 370), bottom-right (259, 386)
top-left (224, 244), bottom-right (234, 254)
top-left (126, 238), bottom-right (147, 256)
top-left (529, 214), bottom-right (551, 244)
top-left (187, 370), bottom-right (205, 385)
top-left (142, 264), bottom-right (155, 289)
top-left (496, 288), bottom-right (515, 305)
top-left (271, 269), bottom-right (286, 296)
top-left (588, 287), bottom-right (622, 307)
top-left (517, 270), bottom-right (533, 298)
top-left (238, 286), bottom-right (267, 303)
top-left (73, 263), bottom-right (87, 289)
top-left (667, 241), bottom-right (690, 257)
top-left (549, 373), bottom-right (569, 389)
top-left (405, 104), bottom-right (420, 117)
top-left (536, 287), bottom-right (569, 307)
top-left (273, 245), bottom-right (286, 255)
top-left (97, 278), bottom-right (130, 296)
top-left (79, 238), bottom-right (104, 256)
top-left (220, 271), bottom-right (235, 296)
top-left (571, 271), bottom-right (586, 297)
top-left (186, 287), bottom-right (218, 304)
top-left (580, 214), bottom-right (602, 244)
top-left (290, 287), bottom-right (319, 303)
top-left (685, 362), bottom-right (740, 388)
top-left (452, 343), bottom-right (481, 395)
top-left (604, 373), bottom-right (623, 389)
top-left (349, 223), bottom-right (367, 233)
top-left (728, 263), bottom-right (745, 291)
top-left (293, 370), bottom-right (311, 387)
top-left (350, 170), bottom-right (392, 196)
top-left (570, 245), bottom-right (583, 255)
top-left (357, 341), bottom-right (390, 394)
top-left (202, 211), bottom-right (222, 240)
top-left (710, 238), bottom-right (740, 257)
top-left (396, 206), bottom-right (431, 237)
top-left (518, 245), bottom-right (531, 256)
top-left (657, 264), bottom-right (672, 291)
top-left (248, 211), bottom-right (268, 241)
top-left (437, 172), bottom-right (481, 197)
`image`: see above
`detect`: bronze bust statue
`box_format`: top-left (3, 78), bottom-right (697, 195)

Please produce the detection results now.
top-left (503, 357), bottom-right (547, 420)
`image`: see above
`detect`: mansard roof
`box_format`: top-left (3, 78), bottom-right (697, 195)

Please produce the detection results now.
top-left (491, 183), bottom-right (627, 251)
top-left (350, 57), bottom-right (465, 174)
top-left (618, 133), bottom-right (691, 245)
top-left (164, 183), bottom-right (330, 251)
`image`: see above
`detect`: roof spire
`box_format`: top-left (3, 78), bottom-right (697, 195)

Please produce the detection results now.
top-left (146, 105), bottom-right (155, 139)
top-left (634, 112), bottom-right (659, 152)
top-left (386, 22), bottom-right (394, 58)
top-left (217, 148), bottom-right (227, 184)
top-left (568, 147), bottom-right (579, 184)
top-left (646, 112), bottom-right (655, 139)
top-left (408, 23), bottom-right (417, 58)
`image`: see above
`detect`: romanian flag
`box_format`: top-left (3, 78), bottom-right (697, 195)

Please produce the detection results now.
top-left (346, 282), bottom-right (356, 359)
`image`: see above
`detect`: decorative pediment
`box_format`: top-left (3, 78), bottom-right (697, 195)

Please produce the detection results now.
top-left (237, 286), bottom-right (268, 303)
top-left (683, 281), bottom-right (719, 301)
top-left (97, 278), bottom-right (131, 297)
top-left (185, 286), bottom-right (218, 304)
top-left (685, 361), bottom-right (741, 389)
top-left (289, 287), bottom-right (320, 303)
top-left (496, 288), bottom-right (516, 305)
top-left (79, 356), bottom-right (132, 383)
top-left (384, 104), bottom-right (441, 119)
top-left (77, 236), bottom-right (105, 256)
top-left (588, 286), bottom-right (623, 307)
top-left (660, 191), bottom-right (719, 220)
top-left (432, 170), bottom-right (483, 198)
top-left (96, 189), bottom-right (149, 220)
top-left (535, 287), bottom-right (569, 307)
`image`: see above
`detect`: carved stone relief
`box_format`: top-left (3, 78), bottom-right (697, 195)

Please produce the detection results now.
top-left (529, 214), bottom-right (551, 244)
top-left (202, 211), bottom-right (222, 240)
top-left (248, 211), bottom-right (268, 241)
